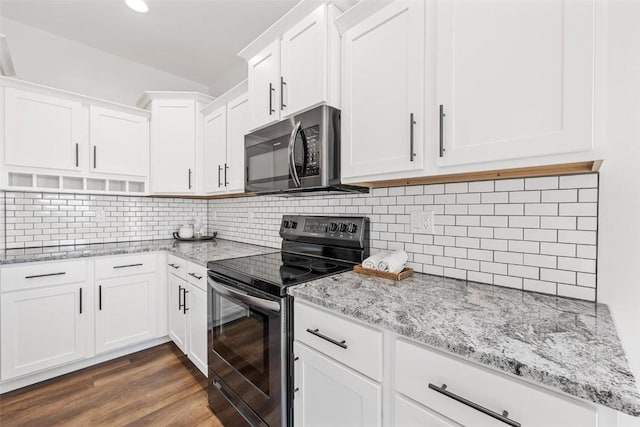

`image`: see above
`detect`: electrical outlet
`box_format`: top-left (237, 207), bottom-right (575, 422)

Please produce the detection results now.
top-left (411, 210), bottom-right (435, 234)
top-left (95, 207), bottom-right (106, 223)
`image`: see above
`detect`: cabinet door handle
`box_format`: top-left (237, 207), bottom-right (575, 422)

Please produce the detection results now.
top-left (439, 104), bottom-right (446, 157)
top-left (280, 76), bottom-right (286, 110)
top-left (409, 113), bottom-right (416, 162)
top-left (25, 272), bottom-right (66, 279)
top-left (188, 272), bottom-right (203, 280)
top-left (168, 263), bottom-right (180, 269)
top-left (269, 83), bottom-right (275, 115)
top-left (428, 383), bottom-right (520, 427)
top-left (93, 146), bottom-right (97, 169)
top-left (98, 285), bottom-right (102, 311)
top-left (75, 143), bottom-right (79, 167)
top-left (218, 165), bottom-right (222, 188)
top-left (113, 263), bottom-right (143, 269)
top-left (306, 328), bottom-right (347, 349)
top-left (182, 288), bottom-right (189, 314)
top-left (79, 287), bottom-right (83, 314)
top-left (178, 285), bottom-right (184, 310)
top-left (224, 163), bottom-right (229, 186)
top-left (188, 169), bottom-right (192, 189)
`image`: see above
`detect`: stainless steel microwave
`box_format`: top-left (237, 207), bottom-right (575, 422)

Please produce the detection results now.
top-left (244, 106), bottom-right (366, 195)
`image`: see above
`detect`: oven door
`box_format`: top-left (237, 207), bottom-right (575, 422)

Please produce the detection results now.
top-left (245, 108), bottom-right (325, 193)
top-left (208, 273), bottom-right (283, 427)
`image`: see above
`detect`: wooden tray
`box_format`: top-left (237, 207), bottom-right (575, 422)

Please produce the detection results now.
top-left (172, 232), bottom-right (217, 242)
top-left (353, 264), bottom-right (414, 281)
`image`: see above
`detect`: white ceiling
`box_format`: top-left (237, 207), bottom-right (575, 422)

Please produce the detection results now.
top-left (0, 0), bottom-right (298, 94)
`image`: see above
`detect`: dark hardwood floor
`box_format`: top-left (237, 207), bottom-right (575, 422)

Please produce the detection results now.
top-left (0, 343), bottom-right (223, 427)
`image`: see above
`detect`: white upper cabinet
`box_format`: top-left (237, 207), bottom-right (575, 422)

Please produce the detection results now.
top-left (4, 87), bottom-right (83, 171)
top-left (202, 81), bottom-right (248, 195)
top-left (243, 3), bottom-right (342, 132)
top-left (203, 105), bottom-right (227, 194)
top-left (150, 100), bottom-right (196, 194)
top-left (281, 4), bottom-right (340, 118)
top-left (436, 0), bottom-right (595, 166)
top-left (143, 92), bottom-right (213, 195)
top-left (340, 1), bottom-right (425, 180)
top-left (248, 40), bottom-right (281, 131)
top-left (225, 92), bottom-right (249, 193)
top-left (89, 106), bottom-right (148, 177)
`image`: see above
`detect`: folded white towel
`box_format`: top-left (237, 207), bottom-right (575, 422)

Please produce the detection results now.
top-left (377, 250), bottom-right (408, 273)
top-left (362, 251), bottom-right (389, 270)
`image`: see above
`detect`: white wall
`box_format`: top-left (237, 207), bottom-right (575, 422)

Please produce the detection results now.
top-left (0, 18), bottom-right (210, 106)
top-left (598, 1), bottom-right (640, 426)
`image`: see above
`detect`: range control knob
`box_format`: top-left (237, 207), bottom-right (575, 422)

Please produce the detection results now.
top-left (329, 222), bottom-right (338, 232)
top-left (339, 223), bottom-right (348, 233)
top-left (348, 223), bottom-right (358, 233)
top-left (282, 220), bottom-right (290, 229)
top-left (291, 221), bottom-right (298, 229)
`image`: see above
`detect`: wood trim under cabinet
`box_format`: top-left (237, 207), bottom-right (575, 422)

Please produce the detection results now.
top-left (352, 161), bottom-right (601, 189)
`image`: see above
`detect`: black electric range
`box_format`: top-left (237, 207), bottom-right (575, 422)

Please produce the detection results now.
top-left (206, 215), bottom-right (369, 427)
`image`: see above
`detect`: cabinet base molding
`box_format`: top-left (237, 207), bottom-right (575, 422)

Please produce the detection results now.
top-left (353, 161), bottom-right (601, 189)
top-left (0, 336), bottom-right (170, 394)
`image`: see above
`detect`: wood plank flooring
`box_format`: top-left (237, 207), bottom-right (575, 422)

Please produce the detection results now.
top-left (0, 343), bottom-right (223, 427)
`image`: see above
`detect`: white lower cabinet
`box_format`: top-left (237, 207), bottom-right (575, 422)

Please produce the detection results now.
top-left (167, 259), bottom-right (208, 376)
top-left (95, 273), bottom-right (157, 354)
top-left (294, 301), bottom-right (603, 427)
top-left (1, 283), bottom-right (88, 381)
top-left (293, 342), bottom-right (382, 427)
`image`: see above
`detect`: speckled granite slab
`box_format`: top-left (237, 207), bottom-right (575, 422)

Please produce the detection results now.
top-left (289, 271), bottom-right (640, 416)
top-left (0, 239), bottom-right (278, 267)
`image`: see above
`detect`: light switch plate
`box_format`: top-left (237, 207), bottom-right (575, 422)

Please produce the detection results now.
top-left (411, 210), bottom-right (435, 234)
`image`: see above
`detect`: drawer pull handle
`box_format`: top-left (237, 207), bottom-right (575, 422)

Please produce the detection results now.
top-left (306, 328), bottom-right (347, 349)
top-left (113, 263), bottom-right (143, 269)
top-left (25, 272), bottom-right (66, 279)
top-left (428, 383), bottom-right (520, 427)
top-left (188, 272), bottom-right (203, 280)
top-left (168, 263), bottom-right (180, 269)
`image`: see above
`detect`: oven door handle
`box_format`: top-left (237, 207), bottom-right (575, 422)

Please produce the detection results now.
top-left (209, 278), bottom-right (281, 313)
top-left (288, 120), bottom-right (302, 188)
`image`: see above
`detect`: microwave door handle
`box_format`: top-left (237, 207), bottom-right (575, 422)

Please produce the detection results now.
top-left (209, 278), bottom-right (281, 313)
top-left (288, 121), bottom-right (302, 188)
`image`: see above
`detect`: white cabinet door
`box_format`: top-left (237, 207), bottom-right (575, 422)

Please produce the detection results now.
top-left (203, 105), bottom-right (227, 194)
top-left (248, 40), bottom-right (281, 131)
top-left (281, 5), bottom-right (327, 117)
top-left (394, 395), bottom-right (461, 427)
top-left (89, 106), bottom-right (148, 177)
top-left (293, 342), bottom-right (381, 427)
top-left (341, 1), bottom-right (425, 180)
top-left (95, 273), bottom-right (156, 354)
top-left (4, 87), bottom-right (83, 171)
top-left (186, 284), bottom-right (208, 376)
top-left (436, 0), bottom-right (595, 166)
top-left (168, 273), bottom-right (188, 353)
top-left (150, 100), bottom-right (196, 193)
top-left (1, 284), bottom-right (87, 380)
top-left (225, 93), bottom-right (249, 193)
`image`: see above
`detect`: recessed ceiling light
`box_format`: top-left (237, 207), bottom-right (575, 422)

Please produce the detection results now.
top-left (125, 0), bottom-right (149, 13)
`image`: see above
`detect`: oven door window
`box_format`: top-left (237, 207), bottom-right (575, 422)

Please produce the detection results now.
top-left (210, 291), bottom-right (278, 397)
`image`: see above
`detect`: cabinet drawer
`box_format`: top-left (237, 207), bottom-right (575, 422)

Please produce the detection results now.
top-left (1, 260), bottom-right (86, 292)
top-left (294, 301), bottom-right (383, 381)
top-left (186, 262), bottom-right (206, 291)
top-left (167, 254), bottom-right (187, 280)
top-left (395, 339), bottom-right (597, 427)
top-left (95, 254), bottom-right (156, 279)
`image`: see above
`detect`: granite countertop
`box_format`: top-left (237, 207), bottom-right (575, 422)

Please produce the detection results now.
top-left (289, 271), bottom-right (640, 416)
top-left (0, 238), bottom-right (278, 267)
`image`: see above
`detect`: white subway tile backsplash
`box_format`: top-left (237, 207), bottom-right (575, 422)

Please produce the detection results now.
top-left (0, 174), bottom-right (598, 301)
